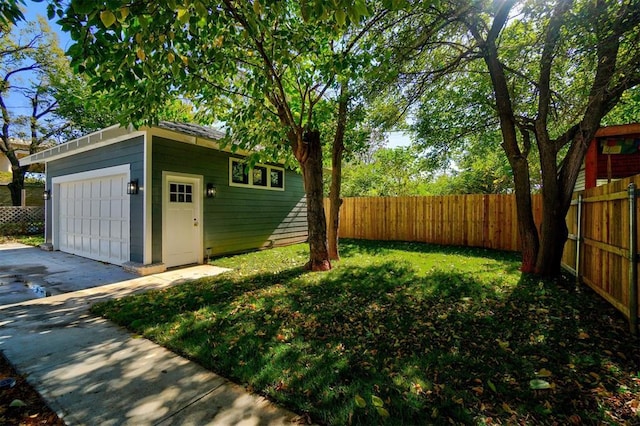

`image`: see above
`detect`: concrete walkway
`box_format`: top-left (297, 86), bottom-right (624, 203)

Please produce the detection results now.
top-left (0, 244), bottom-right (300, 425)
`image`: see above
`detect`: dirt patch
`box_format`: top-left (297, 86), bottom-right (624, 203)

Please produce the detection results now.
top-left (0, 352), bottom-right (65, 425)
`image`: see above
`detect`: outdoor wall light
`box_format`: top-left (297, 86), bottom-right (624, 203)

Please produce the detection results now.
top-left (206, 183), bottom-right (217, 198)
top-left (126, 179), bottom-right (139, 195)
top-left (42, 189), bottom-right (51, 200)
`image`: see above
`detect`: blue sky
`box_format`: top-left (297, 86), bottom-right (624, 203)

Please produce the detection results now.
top-left (21, 1), bottom-right (71, 49)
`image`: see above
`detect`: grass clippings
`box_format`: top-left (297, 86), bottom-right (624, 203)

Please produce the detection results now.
top-left (92, 240), bottom-right (640, 425)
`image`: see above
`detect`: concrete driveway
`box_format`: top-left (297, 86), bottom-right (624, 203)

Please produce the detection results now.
top-left (0, 243), bottom-right (139, 305)
top-left (0, 244), bottom-right (300, 425)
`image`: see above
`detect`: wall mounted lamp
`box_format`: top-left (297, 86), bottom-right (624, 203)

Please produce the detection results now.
top-left (206, 183), bottom-right (217, 198)
top-left (126, 179), bottom-right (139, 195)
top-left (42, 189), bottom-right (51, 200)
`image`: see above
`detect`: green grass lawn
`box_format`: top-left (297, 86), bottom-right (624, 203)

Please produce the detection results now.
top-left (0, 234), bottom-right (44, 246)
top-left (92, 240), bottom-right (640, 425)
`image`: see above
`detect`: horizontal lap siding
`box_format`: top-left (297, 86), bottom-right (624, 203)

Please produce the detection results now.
top-left (46, 136), bottom-right (145, 262)
top-left (151, 137), bottom-right (307, 261)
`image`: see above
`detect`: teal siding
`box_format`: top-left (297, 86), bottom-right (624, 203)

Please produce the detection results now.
top-left (151, 136), bottom-right (307, 262)
top-left (45, 136), bottom-right (145, 263)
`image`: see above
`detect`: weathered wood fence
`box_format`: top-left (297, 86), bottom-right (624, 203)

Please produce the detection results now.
top-left (0, 206), bottom-right (45, 236)
top-left (327, 176), bottom-right (640, 333)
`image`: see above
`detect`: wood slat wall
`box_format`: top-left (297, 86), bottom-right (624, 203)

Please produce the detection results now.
top-left (326, 194), bottom-right (543, 252)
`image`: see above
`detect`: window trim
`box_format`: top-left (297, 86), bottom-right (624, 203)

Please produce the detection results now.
top-left (229, 157), bottom-right (286, 191)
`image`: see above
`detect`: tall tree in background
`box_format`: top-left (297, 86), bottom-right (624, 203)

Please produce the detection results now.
top-left (57, 0), bottom-right (395, 270)
top-left (392, 0), bottom-right (640, 275)
top-left (0, 18), bottom-right (70, 205)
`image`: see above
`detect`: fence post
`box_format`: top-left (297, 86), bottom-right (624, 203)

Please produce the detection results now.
top-left (628, 183), bottom-right (638, 336)
top-left (575, 194), bottom-right (583, 285)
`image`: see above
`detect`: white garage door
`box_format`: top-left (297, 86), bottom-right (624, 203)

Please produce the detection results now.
top-left (58, 174), bottom-right (130, 265)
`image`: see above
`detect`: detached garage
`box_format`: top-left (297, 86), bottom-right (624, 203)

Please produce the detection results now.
top-left (21, 122), bottom-right (308, 274)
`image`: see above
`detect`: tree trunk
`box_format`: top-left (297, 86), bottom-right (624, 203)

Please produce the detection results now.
top-left (300, 129), bottom-right (332, 271)
top-left (472, 14), bottom-right (540, 273)
top-left (328, 86), bottom-right (348, 261)
top-left (7, 156), bottom-right (26, 207)
top-left (535, 208), bottom-right (569, 276)
top-left (510, 155), bottom-right (539, 273)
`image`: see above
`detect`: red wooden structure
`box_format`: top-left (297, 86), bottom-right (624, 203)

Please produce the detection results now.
top-left (584, 123), bottom-right (640, 189)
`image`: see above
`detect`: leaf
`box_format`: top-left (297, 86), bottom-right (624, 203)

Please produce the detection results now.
top-left (335, 9), bottom-right (346, 26)
top-left (536, 368), bottom-right (552, 377)
top-left (530, 379), bottom-right (551, 390)
top-left (487, 379), bottom-right (497, 393)
top-left (371, 395), bottom-right (384, 407)
top-left (119, 7), bottom-right (129, 21)
top-left (177, 7), bottom-right (190, 24)
top-left (10, 399), bottom-right (27, 407)
top-left (253, 0), bottom-right (262, 15)
top-left (578, 331), bottom-right (589, 339)
top-left (136, 48), bottom-right (146, 61)
top-left (502, 402), bottom-right (515, 414)
top-left (167, 52), bottom-right (175, 64)
top-left (100, 10), bottom-right (116, 28)
top-left (376, 407), bottom-right (390, 418)
top-left (354, 395), bottom-right (366, 408)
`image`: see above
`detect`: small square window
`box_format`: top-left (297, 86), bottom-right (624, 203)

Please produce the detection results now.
top-left (231, 161), bottom-right (249, 184)
top-left (270, 169), bottom-right (283, 188)
top-left (253, 166), bottom-right (267, 186)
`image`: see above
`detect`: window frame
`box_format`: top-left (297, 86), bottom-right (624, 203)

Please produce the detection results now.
top-left (228, 157), bottom-right (286, 191)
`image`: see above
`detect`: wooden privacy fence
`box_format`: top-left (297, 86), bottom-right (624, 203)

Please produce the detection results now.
top-left (327, 195), bottom-right (543, 252)
top-left (0, 206), bottom-right (45, 236)
top-left (327, 180), bottom-right (640, 333)
top-left (562, 175), bottom-right (640, 334)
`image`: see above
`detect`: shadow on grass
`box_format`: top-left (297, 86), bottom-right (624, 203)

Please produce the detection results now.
top-left (93, 243), bottom-right (640, 425)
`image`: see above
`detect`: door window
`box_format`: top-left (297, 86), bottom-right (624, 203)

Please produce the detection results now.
top-left (169, 183), bottom-right (193, 203)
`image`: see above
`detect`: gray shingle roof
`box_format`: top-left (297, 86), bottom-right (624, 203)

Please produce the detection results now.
top-left (156, 121), bottom-right (226, 141)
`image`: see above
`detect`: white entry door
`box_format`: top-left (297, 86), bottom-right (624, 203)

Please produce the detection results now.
top-left (163, 174), bottom-right (203, 268)
top-left (57, 174), bottom-right (130, 265)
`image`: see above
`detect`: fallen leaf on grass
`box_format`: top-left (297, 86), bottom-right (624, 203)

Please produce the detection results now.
top-left (371, 395), bottom-right (384, 407)
top-left (502, 402), bottom-right (516, 414)
top-left (536, 368), bottom-right (552, 377)
top-left (530, 379), bottom-right (551, 390)
top-left (376, 407), bottom-right (390, 418)
top-left (578, 332), bottom-right (590, 339)
top-left (354, 395), bottom-right (366, 408)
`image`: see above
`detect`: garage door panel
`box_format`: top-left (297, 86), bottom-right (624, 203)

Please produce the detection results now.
top-left (58, 173), bottom-right (130, 265)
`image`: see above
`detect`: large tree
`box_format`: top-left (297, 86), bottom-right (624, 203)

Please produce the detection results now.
top-left (57, 0), bottom-right (395, 270)
top-left (0, 18), bottom-right (71, 205)
top-left (394, 0), bottom-right (640, 275)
